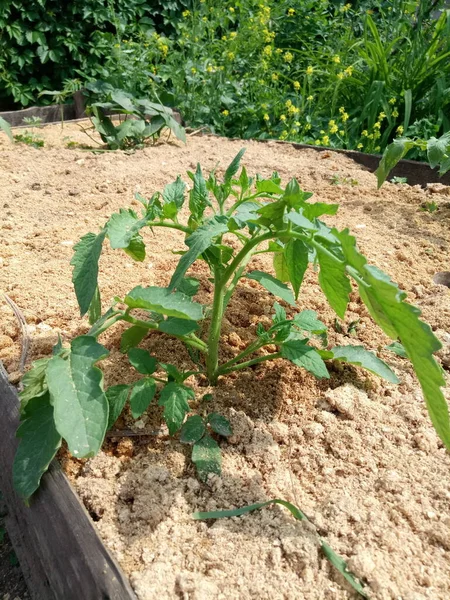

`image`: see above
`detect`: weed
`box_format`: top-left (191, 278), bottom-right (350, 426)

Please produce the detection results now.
top-left (390, 176), bottom-right (408, 184)
top-left (13, 131), bottom-right (44, 148)
top-left (13, 150), bottom-right (449, 501)
top-left (420, 200), bottom-right (438, 213)
top-left (330, 174), bottom-right (358, 186)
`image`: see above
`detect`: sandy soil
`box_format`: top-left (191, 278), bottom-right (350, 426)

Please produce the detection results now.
top-left (1, 122), bottom-right (450, 600)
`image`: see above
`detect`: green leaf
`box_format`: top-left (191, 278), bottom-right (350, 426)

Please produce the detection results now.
top-left (106, 384), bottom-right (130, 429)
top-left (159, 318), bottom-right (199, 336)
top-left (177, 277), bottom-right (200, 297)
top-left (192, 434), bottom-right (221, 481)
top-left (224, 148), bottom-right (246, 184)
top-left (124, 234), bottom-right (146, 262)
top-left (158, 382), bottom-right (194, 435)
top-left (125, 286), bottom-right (204, 320)
top-left (106, 209), bottom-right (147, 250)
top-left (180, 415), bottom-right (206, 443)
top-left (375, 138), bottom-right (415, 188)
top-left (335, 228), bottom-right (450, 450)
top-left (302, 202), bottom-right (339, 220)
top-left (129, 378), bottom-right (156, 418)
top-left (13, 393), bottom-right (62, 500)
top-left (293, 310), bottom-right (327, 333)
top-left (128, 348), bottom-right (157, 375)
top-left (169, 216), bottom-right (229, 291)
top-left (427, 133), bottom-right (450, 169)
top-left (282, 178), bottom-right (313, 209)
top-left (207, 413), bottom-right (232, 437)
top-left (256, 179), bottom-right (283, 195)
top-left (159, 363), bottom-right (184, 383)
top-left (286, 211), bottom-right (317, 231)
top-left (189, 163), bottom-right (211, 220)
top-left (71, 230), bottom-right (106, 316)
top-left (46, 336), bottom-right (109, 458)
top-left (281, 339), bottom-right (329, 378)
top-left (88, 286), bottom-right (101, 326)
top-left (284, 239), bottom-right (308, 299)
top-left (273, 252), bottom-right (289, 282)
top-left (317, 249), bottom-right (351, 319)
top-left (247, 270), bottom-right (296, 306)
top-left (385, 341), bottom-right (407, 358)
top-left (19, 358), bottom-right (50, 409)
top-left (331, 345), bottom-right (399, 383)
top-left (162, 176), bottom-right (186, 218)
top-left (120, 325), bottom-right (148, 353)
top-left (256, 200), bottom-right (286, 225)
top-left (192, 499), bottom-right (367, 598)
top-left (0, 116), bottom-right (13, 142)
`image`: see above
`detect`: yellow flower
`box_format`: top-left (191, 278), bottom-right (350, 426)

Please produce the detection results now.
top-left (361, 129), bottom-right (368, 136)
top-left (258, 79), bottom-right (265, 85)
top-left (271, 73), bottom-right (279, 81)
top-left (230, 31), bottom-right (237, 38)
top-left (263, 113), bottom-right (270, 121)
top-left (160, 44), bottom-right (168, 57)
top-left (378, 112), bottom-right (386, 120)
top-left (222, 35), bottom-right (228, 41)
top-left (276, 48), bottom-right (283, 54)
top-left (341, 111), bottom-right (349, 122)
top-left (229, 6), bottom-right (235, 12)
top-left (305, 123), bottom-right (311, 131)
top-left (306, 65), bottom-right (314, 75)
top-left (375, 146), bottom-right (381, 152)
top-left (288, 105), bottom-right (299, 116)
top-left (392, 108), bottom-right (399, 118)
top-left (182, 10), bottom-right (190, 17)
top-left (320, 129), bottom-right (325, 134)
top-left (294, 120), bottom-right (300, 126)
top-left (339, 130), bottom-right (344, 135)
top-left (263, 45), bottom-right (272, 57)
top-left (339, 106), bottom-right (345, 114)
top-left (307, 95), bottom-right (313, 101)
top-left (333, 55), bottom-right (341, 64)
top-left (207, 65), bottom-right (214, 73)
top-left (344, 66), bottom-right (353, 76)
top-left (280, 114), bottom-right (287, 121)
top-left (293, 80), bottom-right (300, 90)
top-left (373, 121), bottom-right (381, 129)
top-left (357, 143), bottom-right (363, 148)
top-left (389, 97), bottom-right (396, 105)
top-left (284, 51), bottom-right (293, 63)
top-left (329, 119), bottom-right (336, 126)
top-left (322, 135), bottom-right (330, 145)
top-left (368, 133), bottom-right (374, 139)
top-left (315, 140), bottom-right (321, 146)
top-left (337, 72), bottom-right (344, 80)
top-left (228, 52), bottom-right (235, 60)
top-left (330, 125), bottom-right (338, 134)
top-left (191, 67), bottom-right (197, 74)
top-left (341, 3), bottom-right (352, 12)
top-left (373, 131), bottom-right (381, 139)
top-left (285, 99), bottom-right (292, 107)
top-left (288, 8), bottom-right (295, 16)
top-left (280, 130), bottom-right (289, 140)
top-left (222, 110), bottom-right (229, 116)
top-left (202, 16), bottom-right (207, 22)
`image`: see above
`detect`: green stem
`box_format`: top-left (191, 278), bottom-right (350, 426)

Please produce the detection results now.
top-left (146, 221), bottom-right (192, 234)
top-left (206, 269), bottom-right (225, 384)
top-left (122, 314), bottom-right (207, 353)
top-left (218, 352), bottom-right (282, 376)
top-left (219, 338), bottom-right (265, 371)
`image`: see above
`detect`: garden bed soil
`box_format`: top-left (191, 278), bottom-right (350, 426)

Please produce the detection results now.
top-left (1, 122), bottom-right (450, 600)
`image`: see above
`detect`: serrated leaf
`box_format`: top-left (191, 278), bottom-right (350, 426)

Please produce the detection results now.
top-left (272, 301), bottom-right (287, 324)
top-left (71, 230), bottom-right (106, 316)
top-left (120, 325), bottom-right (148, 352)
top-left (169, 216), bottom-right (229, 291)
top-left (163, 175), bottom-right (185, 207)
top-left (331, 345), bottom-right (399, 383)
top-left (286, 211), bottom-right (317, 231)
top-left (238, 165), bottom-right (250, 192)
top-left (282, 178), bottom-right (313, 209)
top-left (159, 318), bottom-right (199, 336)
top-left (207, 413), bottom-right (232, 437)
top-left (192, 434), bottom-right (221, 481)
top-left (125, 285), bottom-right (204, 320)
top-left (106, 384), bottom-right (130, 429)
top-left (385, 341), bottom-right (407, 358)
top-left (281, 339), bottom-right (329, 378)
top-left (88, 286), bottom-right (101, 325)
top-left (158, 382), bottom-right (194, 435)
top-left (124, 234), bottom-right (146, 262)
top-left (302, 202), bottom-right (339, 220)
top-left (177, 277), bottom-right (200, 297)
top-left (427, 133), bottom-right (450, 169)
top-left (375, 138), bottom-right (415, 188)
top-left (294, 310), bottom-right (327, 333)
top-left (284, 239), bottom-right (308, 299)
top-left (13, 393), bottom-right (62, 499)
top-left (128, 348), bottom-right (157, 375)
top-left (335, 228), bottom-right (450, 450)
top-left (189, 163), bottom-right (211, 220)
top-left (247, 270), bottom-right (296, 306)
top-left (224, 148), bottom-right (246, 184)
top-left (273, 252), bottom-right (289, 282)
top-left (229, 201), bottom-right (260, 231)
top-left (129, 378), bottom-right (156, 418)
top-left (317, 249), bottom-right (351, 319)
top-left (106, 208), bottom-right (147, 250)
top-left (19, 358), bottom-right (50, 409)
top-left (180, 415), bottom-right (206, 443)
top-left (46, 336), bottom-right (109, 458)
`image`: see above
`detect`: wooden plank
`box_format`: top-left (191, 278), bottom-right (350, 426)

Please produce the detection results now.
top-left (0, 372), bottom-right (137, 600)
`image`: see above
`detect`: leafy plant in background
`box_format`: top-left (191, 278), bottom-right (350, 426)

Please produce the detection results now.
top-left (376, 131), bottom-right (450, 186)
top-left (13, 116), bottom-right (45, 148)
top-left (13, 150), bottom-right (449, 502)
top-left (84, 82), bottom-right (185, 150)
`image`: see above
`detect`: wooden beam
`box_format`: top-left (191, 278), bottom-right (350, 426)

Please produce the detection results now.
top-left (0, 372), bottom-right (137, 600)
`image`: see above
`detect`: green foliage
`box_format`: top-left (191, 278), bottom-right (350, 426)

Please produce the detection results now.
top-left (14, 151), bottom-right (448, 500)
top-left (0, 116), bottom-right (13, 141)
top-left (193, 498), bottom-right (368, 598)
top-left (376, 132), bottom-right (450, 186)
top-left (85, 82), bottom-right (185, 150)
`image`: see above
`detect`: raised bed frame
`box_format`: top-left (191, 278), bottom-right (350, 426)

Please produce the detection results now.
top-left (0, 109), bottom-right (449, 599)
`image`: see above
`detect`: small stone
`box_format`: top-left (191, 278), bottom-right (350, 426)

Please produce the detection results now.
top-left (68, 189), bottom-right (80, 197)
top-left (412, 284), bottom-right (425, 298)
top-left (303, 422), bottom-right (325, 438)
top-left (8, 371), bottom-right (21, 384)
top-left (0, 334), bottom-right (14, 350)
top-left (60, 240), bottom-right (74, 246)
top-left (347, 549), bottom-right (376, 579)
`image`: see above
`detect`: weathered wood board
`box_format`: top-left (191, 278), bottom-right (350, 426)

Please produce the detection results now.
top-left (0, 372), bottom-right (137, 600)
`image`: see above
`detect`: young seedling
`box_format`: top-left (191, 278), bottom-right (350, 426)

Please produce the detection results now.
top-left (14, 150), bottom-right (449, 500)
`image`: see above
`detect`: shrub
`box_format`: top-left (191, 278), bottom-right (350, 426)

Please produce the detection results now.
top-left (13, 150), bottom-right (449, 500)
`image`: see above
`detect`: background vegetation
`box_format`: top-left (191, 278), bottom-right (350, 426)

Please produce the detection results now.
top-left (1, 0), bottom-right (449, 155)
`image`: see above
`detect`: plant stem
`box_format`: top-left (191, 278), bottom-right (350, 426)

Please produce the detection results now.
top-left (218, 352), bottom-right (282, 375)
top-left (218, 338), bottom-right (265, 371)
top-left (147, 221), bottom-right (192, 234)
top-left (206, 269), bottom-right (225, 384)
top-left (122, 314), bottom-right (207, 352)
